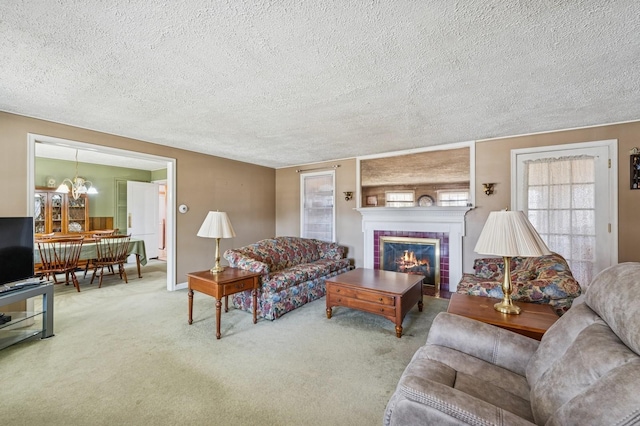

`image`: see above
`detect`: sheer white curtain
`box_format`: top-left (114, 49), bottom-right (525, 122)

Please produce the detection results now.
top-left (525, 155), bottom-right (596, 286)
top-left (300, 171), bottom-right (335, 242)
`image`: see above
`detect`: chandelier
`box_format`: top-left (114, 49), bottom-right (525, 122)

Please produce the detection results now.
top-left (55, 150), bottom-right (98, 200)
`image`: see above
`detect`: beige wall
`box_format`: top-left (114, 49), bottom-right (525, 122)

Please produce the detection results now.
top-left (471, 121), bottom-right (640, 268)
top-left (0, 112), bottom-right (276, 284)
top-left (276, 121), bottom-right (640, 276)
top-left (276, 159), bottom-right (363, 266)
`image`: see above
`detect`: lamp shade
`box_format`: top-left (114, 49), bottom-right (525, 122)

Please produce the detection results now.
top-left (197, 211), bottom-right (236, 239)
top-left (474, 210), bottom-right (551, 257)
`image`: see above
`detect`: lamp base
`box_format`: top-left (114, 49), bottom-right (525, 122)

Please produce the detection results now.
top-left (493, 255), bottom-right (521, 315)
top-left (210, 238), bottom-right (225, 274)
top-left (494, 300), bottom-right (522, 315)
top-left (210, 265), bottom-right (225, 274)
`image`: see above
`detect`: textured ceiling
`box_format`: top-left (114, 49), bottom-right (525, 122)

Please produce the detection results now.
top-left (2, 1), bottom-right (640, 169)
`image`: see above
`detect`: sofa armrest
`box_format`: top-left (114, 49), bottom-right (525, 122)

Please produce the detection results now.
top-left (315, 241), bottom-right (344, 260)
top-left (426, 313), bottom-right (539, 376)
top-left (223, 249), bottom-right (270, 276)
top-left (472, 257), bottom-right (504, 280)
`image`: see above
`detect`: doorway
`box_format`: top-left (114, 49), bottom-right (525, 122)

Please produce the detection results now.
top-left (511, 140), bottom-right (618, 287)
top-left (27, 133), bottom-right (178, 291)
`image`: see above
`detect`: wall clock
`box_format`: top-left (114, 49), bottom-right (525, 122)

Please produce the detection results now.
top-left (46, 176), bottom-right (57, 188)
top-left (417, 195), bottom-right (434, 207)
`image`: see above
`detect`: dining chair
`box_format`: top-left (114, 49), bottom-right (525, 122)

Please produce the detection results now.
top-left (82, 230), bottom-right (121, 278)
top-left (90, 234), bottom-right (131, 287)
top-left (36, 237), bottom-right (85, 292)
top-left (81, 229), bottom-right (117, 237)
top-left (35, 232), bottom-right (55, 239)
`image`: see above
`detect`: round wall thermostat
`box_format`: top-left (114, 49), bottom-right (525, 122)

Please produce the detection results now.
top-left (178, 204), bottom-right (189, 214)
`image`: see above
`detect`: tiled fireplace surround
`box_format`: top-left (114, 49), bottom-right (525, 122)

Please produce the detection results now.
top-left (358, 207), bottom-right (471, 293)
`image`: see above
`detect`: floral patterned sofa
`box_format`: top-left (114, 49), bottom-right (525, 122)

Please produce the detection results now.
top-left (223, 236), bottom-right (352, 320)
top-left (456, 252), bottom-right (581, 315)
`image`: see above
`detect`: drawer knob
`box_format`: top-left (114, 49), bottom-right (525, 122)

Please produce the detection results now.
top-left (380, 308), bottom-right (385, 312)
top-left (336, 289), bottom-right (340, 293)
top-left (378, 297), bottom-right (383, 302)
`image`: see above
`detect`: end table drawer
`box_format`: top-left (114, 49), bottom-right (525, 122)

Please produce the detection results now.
top-left (222, 277), bottom-right (255, 296)
top-left (328, 284), bottom-right (395, 306)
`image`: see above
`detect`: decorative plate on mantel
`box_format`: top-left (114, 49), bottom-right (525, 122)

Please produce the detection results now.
top-left (417, 195), bottom-right (435, 207)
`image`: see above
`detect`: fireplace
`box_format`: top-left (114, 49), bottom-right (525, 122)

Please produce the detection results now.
top-left (358, 206), bottom-right (471, 293)
top-left (379, 236), bottom-right (440, 292)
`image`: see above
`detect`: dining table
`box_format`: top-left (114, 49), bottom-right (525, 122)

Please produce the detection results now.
top-left (34, 237), bottom-right (148, 278)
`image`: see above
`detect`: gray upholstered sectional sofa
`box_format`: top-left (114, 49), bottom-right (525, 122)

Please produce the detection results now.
top-left (384, 262), bottom-right (640, 425)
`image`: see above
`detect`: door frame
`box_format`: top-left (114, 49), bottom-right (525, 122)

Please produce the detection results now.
top-left (510, 139), bottom-right (618, 269)
top-left (27, 133), bottom-right (178, 291)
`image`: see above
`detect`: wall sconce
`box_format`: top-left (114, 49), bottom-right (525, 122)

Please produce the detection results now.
top-left (343, 191), bottom-right (353, 201)
top-left (482, 183), bottom-right (495, 196)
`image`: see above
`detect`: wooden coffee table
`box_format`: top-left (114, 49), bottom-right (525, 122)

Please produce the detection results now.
top-left (187, 268), bottom-right (261, 339)
top-left (447, 293), bottom-right (559, 340)
top-left (325, 268), bottom-right (424, 338)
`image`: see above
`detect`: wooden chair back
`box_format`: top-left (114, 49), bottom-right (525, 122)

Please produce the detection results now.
top-left (94, 234), bottom-right (131, 264)
top-left (90, 235), bottom-right (132, 287)
top-left (35, 232), bottom-right (55, 239)
top-left (36, 237), bottom-right (85, 291)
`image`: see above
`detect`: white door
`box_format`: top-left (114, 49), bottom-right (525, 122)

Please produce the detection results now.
top-left (512, 141), bottom-right (617, 287)
top-left (127, 181), bottom-right (160, 260)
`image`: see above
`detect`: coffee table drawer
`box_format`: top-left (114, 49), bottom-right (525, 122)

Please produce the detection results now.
top-left (328, 284), bottom-right (395, 306)
top-left (328, 294), bottom-right (396, 317)
top-left (222, 277), bottom-right (256, 296)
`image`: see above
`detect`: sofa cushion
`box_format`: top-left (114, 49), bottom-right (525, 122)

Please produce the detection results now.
top-left (584, 262), bottom-right (640, 354)
top-left (264, 269), bottom-right (310, 293)
top-left (526, 302), bottom-right (599, 385)
top-left (390, 345), bottom-right (534, 424)
top-left (529, 322), bottom-right (639, 425)
top-left (473, 257), bottom-right (526, 280)
top-left (272, 236), bottom-right (320, 266)
top-left (261, 259), bottom-right (350, 293)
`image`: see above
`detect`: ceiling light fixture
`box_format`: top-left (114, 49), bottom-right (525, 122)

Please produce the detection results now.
top-left (55, 150), bottom-right (98, 200)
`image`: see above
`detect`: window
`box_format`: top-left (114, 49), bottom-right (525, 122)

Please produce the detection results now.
top-left (300, 171), bottom-right (335, 242)
top-left (385, 190), bottom-right (415, 207)
top-left (437, 190), bottom-right (469, 206)
top-left (513, 141), bottom-right (616, 288)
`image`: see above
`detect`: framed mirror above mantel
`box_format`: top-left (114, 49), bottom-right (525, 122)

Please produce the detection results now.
top-left (356, 142), bottom-right (475, 208)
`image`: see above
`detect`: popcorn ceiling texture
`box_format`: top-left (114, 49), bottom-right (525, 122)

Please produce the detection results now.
top-left (1, 1), bottom-right (639, 168)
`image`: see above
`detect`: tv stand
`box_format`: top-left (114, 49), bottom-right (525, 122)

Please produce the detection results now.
top-left (0, 283), bottom-right (54, 350)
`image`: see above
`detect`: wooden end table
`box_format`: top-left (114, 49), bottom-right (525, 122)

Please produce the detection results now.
top-left (187, 268), bottom-right (261, 339)
top-left (325, 268), bottom-right (424, 338)
top-left (447, 293), bottom-right (559, 340)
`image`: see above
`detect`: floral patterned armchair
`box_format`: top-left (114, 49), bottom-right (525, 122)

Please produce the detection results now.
top-left (456, 252), bottom-right (582, 315)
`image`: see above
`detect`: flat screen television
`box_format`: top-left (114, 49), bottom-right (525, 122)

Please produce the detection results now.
top-left (0, 217), bottom-right (34, 286)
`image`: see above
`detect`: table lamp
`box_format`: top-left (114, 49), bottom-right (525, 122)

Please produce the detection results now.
top-left (474, 210), bottom-right (551, 314)
top-left (197, 211), bottom-right (236, 274)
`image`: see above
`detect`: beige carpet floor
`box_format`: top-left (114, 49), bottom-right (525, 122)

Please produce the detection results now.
top-left (0, 261), bottom-right (449, 426)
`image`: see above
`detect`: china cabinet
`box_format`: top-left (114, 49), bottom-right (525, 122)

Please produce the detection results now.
top-left (34, 187), bottom-right (90, 234)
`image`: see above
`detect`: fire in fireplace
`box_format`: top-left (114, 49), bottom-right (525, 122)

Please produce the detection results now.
top-left (379, 236), bottom-right (440, 292)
